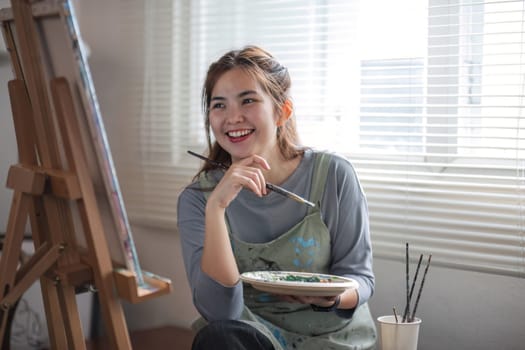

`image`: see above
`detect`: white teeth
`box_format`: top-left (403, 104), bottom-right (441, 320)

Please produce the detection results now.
top-left (227, 130), bottom-right (252, 138)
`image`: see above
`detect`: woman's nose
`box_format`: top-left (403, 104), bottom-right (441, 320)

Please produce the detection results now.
top-left (225, 105), bottom-right (244, 123)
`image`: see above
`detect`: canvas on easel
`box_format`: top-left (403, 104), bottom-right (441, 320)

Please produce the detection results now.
top-left (0, 0), bottom-right (171, 349)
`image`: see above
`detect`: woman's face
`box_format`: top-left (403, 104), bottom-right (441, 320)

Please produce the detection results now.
top-left (208, 67), bottom-right (280, 162)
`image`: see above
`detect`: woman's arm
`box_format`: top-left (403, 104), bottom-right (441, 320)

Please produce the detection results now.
top-left (200, 155), bottom-right (270, 285)
top-left (177, 155), bottom-right (271, 320)
top-left (322, 154), bottom-right (375, 314)
top-left (201, 202), bottom-right (239, 286)
top-left (177, 186), bottom-right (244, 321)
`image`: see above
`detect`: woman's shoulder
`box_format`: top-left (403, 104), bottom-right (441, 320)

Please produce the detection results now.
top-left (177, 180), bottom-right (203, 207)
top-left (178, 172), bottom-right (215, 207)
top-left (309, 149), bottom-right (363, 195)
top-left (309, 149), bottom-right (357, 173)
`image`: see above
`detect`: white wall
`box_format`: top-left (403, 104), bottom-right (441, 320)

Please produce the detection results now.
top-left (1, 1), bottom-right (524, 349)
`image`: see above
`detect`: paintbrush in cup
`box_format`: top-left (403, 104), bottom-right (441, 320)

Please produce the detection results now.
top-left (410, 254), bottom-right (432, 322)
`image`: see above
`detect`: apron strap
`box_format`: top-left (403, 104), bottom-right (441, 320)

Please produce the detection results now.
top-left (307, 151), bottom-right (332, 214)
top-left (197, 173), bottom-right (215, 198)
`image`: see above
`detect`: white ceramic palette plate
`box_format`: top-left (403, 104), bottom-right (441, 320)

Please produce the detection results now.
top-left (240, 271), bottom-right (359, 296)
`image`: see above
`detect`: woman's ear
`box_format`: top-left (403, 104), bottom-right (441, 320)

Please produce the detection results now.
top-left (277, 100), bottom-right (293, 126)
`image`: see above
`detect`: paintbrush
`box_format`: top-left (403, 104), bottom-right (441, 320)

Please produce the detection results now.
top-left (187, 150), bottom-right (315, 208)
top-left (410, 254), bottom-right (432, 322)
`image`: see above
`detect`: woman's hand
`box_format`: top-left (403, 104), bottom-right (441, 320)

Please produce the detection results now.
top-left (279, 295), bottom-right (340, 308)
top-left (278, 288), bottom-right (358, 310)
top-left (208, 155), bottom-right (271, 209)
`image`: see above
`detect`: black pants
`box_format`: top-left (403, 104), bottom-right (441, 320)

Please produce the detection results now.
top-left (192, 320), bottom-right (275, 350)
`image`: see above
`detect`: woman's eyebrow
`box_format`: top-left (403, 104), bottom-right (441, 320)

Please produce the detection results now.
top-left (238, 90), bottom-right (258, 98)
top-left (210, 95), bottom-right (225, 102)
top-left (211, 90), bottom-right (258, 101)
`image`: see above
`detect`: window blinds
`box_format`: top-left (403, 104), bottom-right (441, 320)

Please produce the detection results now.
top-left (115, 0), bottom-right (525, 277)
top-left (358, 0), bottom-right (525, 277)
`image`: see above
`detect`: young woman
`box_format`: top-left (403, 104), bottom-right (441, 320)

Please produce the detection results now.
top-left (177, 46), bottom-right (377, 350)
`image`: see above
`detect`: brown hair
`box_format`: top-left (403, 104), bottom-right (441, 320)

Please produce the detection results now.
top-left (196, 45), bottom-right (304, 177)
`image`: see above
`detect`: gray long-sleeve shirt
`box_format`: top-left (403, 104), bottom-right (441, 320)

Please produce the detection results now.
top-left (177, 149), bottom-right (374, 321)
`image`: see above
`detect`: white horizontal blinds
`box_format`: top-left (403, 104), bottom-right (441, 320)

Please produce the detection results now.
top-left (358, 0), bottom-right (525, 277)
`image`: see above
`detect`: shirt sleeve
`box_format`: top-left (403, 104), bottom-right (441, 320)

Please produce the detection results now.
top-left (320, 154), bottom-right (375, 317)
top-left (177, 185), bottom-right (244, 321)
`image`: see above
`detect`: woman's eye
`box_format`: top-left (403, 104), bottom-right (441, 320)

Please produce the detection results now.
top-left (211, 102), bottom-right (225, 110)
top-left (242, 98), bottom-right (255, 105)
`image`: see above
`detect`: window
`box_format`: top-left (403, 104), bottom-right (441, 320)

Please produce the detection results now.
top-left (117, 0), bottom-right (525, 277)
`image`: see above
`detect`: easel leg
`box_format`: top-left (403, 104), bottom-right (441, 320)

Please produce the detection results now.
top-left (39, 279), bottom-right (68, 349)
top-left (26, 199), bottom-right (67, 349)
top-left (31, 197), bottom-right (85, 350)
top-left (56, 283), bottom-right (87, 350)
top-left (0, 191), bottom-right (31, 345)
top-left (27, 198), bottom-right (66, 348)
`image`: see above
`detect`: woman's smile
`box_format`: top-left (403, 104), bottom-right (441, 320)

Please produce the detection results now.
top-left (226, 128), bottom-right (255, 143)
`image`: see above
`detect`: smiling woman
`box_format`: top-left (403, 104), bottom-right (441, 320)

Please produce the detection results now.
top-left (176, 45), bottom-right (376, 349)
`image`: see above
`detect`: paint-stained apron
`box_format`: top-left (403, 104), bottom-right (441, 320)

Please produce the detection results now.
top-left (197, 152), bottom-right (377, 349)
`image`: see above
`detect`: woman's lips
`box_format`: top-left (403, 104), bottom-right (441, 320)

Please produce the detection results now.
top-left (226, 129), bottom-right (254, 143)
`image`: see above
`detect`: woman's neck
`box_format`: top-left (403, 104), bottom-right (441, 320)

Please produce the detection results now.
top-left (264, 152), bottom-right (302, 185)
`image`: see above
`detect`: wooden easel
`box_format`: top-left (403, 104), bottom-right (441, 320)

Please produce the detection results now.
top-left (0, 1), bottom-right (170, 349)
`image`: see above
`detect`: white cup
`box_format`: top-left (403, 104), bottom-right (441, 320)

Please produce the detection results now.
top-left (377, 315), bottom-right (421, 350)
